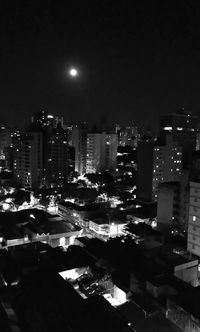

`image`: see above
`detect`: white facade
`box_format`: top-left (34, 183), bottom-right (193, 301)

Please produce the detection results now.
top-left (89, 219), bottom-right (126, 236)
top-left (72, 125), bottom-right (87, 176)
top-left (86, 133), bottom-right (102, 173)
top-left (187, 181), bottom-right (200, 257)
top-left (86, 132), bottom-right (118, 174)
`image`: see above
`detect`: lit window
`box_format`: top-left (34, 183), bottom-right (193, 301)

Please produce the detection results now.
top-left (193, 216), bottom-right (197, 222)
top-left (163, 126), bottom-right (172, 130)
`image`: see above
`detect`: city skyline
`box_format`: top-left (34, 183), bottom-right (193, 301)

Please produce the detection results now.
top-left (1, 3), bottom-right (200, 331)
top-left (1, 2), bottom-right (200, 131)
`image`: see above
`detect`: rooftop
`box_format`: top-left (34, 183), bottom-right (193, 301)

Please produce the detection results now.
top-left (125, 223), bottom-right (161, 238)
top-left (125, 204), bottom-right (157, 219)
top-left (169, 287), bottom-right (200, 319)
top-left (59, 200), bottom-right (106, 211)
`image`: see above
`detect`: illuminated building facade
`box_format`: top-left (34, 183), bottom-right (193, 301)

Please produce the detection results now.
top-left (117, 145), bottom-right (137, 176)
top-left (0, 125), bottom-right (20, 169)
top-left (0, 125), bottom-right (12, 157)
top-left (152, 135), bottom-right (182, 200)
top-left (137, 135), bottom-right (182, 202)
top-left (157, 170), bottom-right (190, 231)
top-left (4, 147), bottom-right (13, 170)
top-left (160, 109), bottom-right (198, 166)
top-left (157, 182), bottom-right (180, 227)
top-left (104, 133), bottom-right (118, 172)
top-left (67, 146), bottom-right (75, 180)
top-left (15, 132), bottom-right (43, 188)
top-left (47, 126), bottom-right (68, 186)
top-left (65, 124), bottom-right (73, 146)
top-left (86, 132), bottom-right (118, 174)
top-left (29, 111), bottom-right (66, 186)
top-left (13, 130), bottom-right (21, 176)
top-left (31, 110), bottom-right (63, 129)
top-left (89, 218), bottom-right (126, 236)
top-left (187, 181), bottom-right (200, 257)
top-left (86, 133), bottom-right (101, 173)
top-left (72, 124), bottom-right (87, 175)
top-left (119, 125), bottom-right (139, 147)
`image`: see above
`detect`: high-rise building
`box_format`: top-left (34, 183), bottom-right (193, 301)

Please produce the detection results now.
top-left (4, 147), bottom-right (13, 170)
top-left (29, 111), bottom-right (65, 186)
top-left (65, 124), bottom-right (73, 146)
top-left (0, 125), bottom-right (16, 167)
top-left (137, 135), bottom-right (182, 202)
top-left (13, 129), bottom-right (21, 176)
top-left (136, 140), bottom-right (154, 202)
top-left (196, 132), bottom-right (200, 151)
top-left (160, 109), bottom-right (198, 166)
top-left (119, 125), bottom-right (139, 147)
top-left (157, 182), bottom-right (180, 227)
top-left (47, 126), bottom-right (68, 187)
top-left (187, 181), bottom-right (200, 257)
top-left (153, 135), bottom-right (182, 200)
top-left (0, 125), bottom-right (12, 153)
top-left (67, 146), bottom-right (75, 180)
top-left (15, 132), bottom-right (43, 188)
top-left (0, 126), bottom-right (21, 171)
top-left (86, 132), bottom-right (118, 174)
top-left (179, 169), bottom-right (190, 229)
top-left (157, 170), bottom-right (190, 232)
top-left (30, 110), bottom-right (63, 129)
top-left (72, 124), bottom-right (87, 176)
top-left (86, 133), bottom-right (102, 173)
top-left (104, 133), bottom-right (118, 172)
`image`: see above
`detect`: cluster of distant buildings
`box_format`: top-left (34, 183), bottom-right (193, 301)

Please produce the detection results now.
top-left (1, 108), bottom-right (200, 331)
top-left (1, 108), bottom-right (200, 259)
top-left (135, 110), bottom-right (200, 258)
top-left (0, 111), bottom-right (138, 188)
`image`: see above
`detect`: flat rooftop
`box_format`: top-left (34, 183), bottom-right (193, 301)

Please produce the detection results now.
top-left (169, 287), bottom-right (200, 319)
top-left (125, 223), bottom-right (161, 237)
top-left (0, 208), bottom-right (81, 240)
top-left (58, 201), bottom-right (106, 211)
top-left (90, 216), bottom-right (126, 225)
top-left (44, 219), bottom-right (80, 234)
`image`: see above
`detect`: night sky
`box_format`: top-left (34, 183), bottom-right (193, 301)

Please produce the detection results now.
top-left (1, 1), bottom-right (200, 132)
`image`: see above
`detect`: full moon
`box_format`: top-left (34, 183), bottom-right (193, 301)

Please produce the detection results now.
top-left (69, 68), bottom-right (78, 77)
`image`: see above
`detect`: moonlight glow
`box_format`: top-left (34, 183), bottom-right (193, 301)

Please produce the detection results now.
top-left (69, 68), bottom-right (78, 77)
